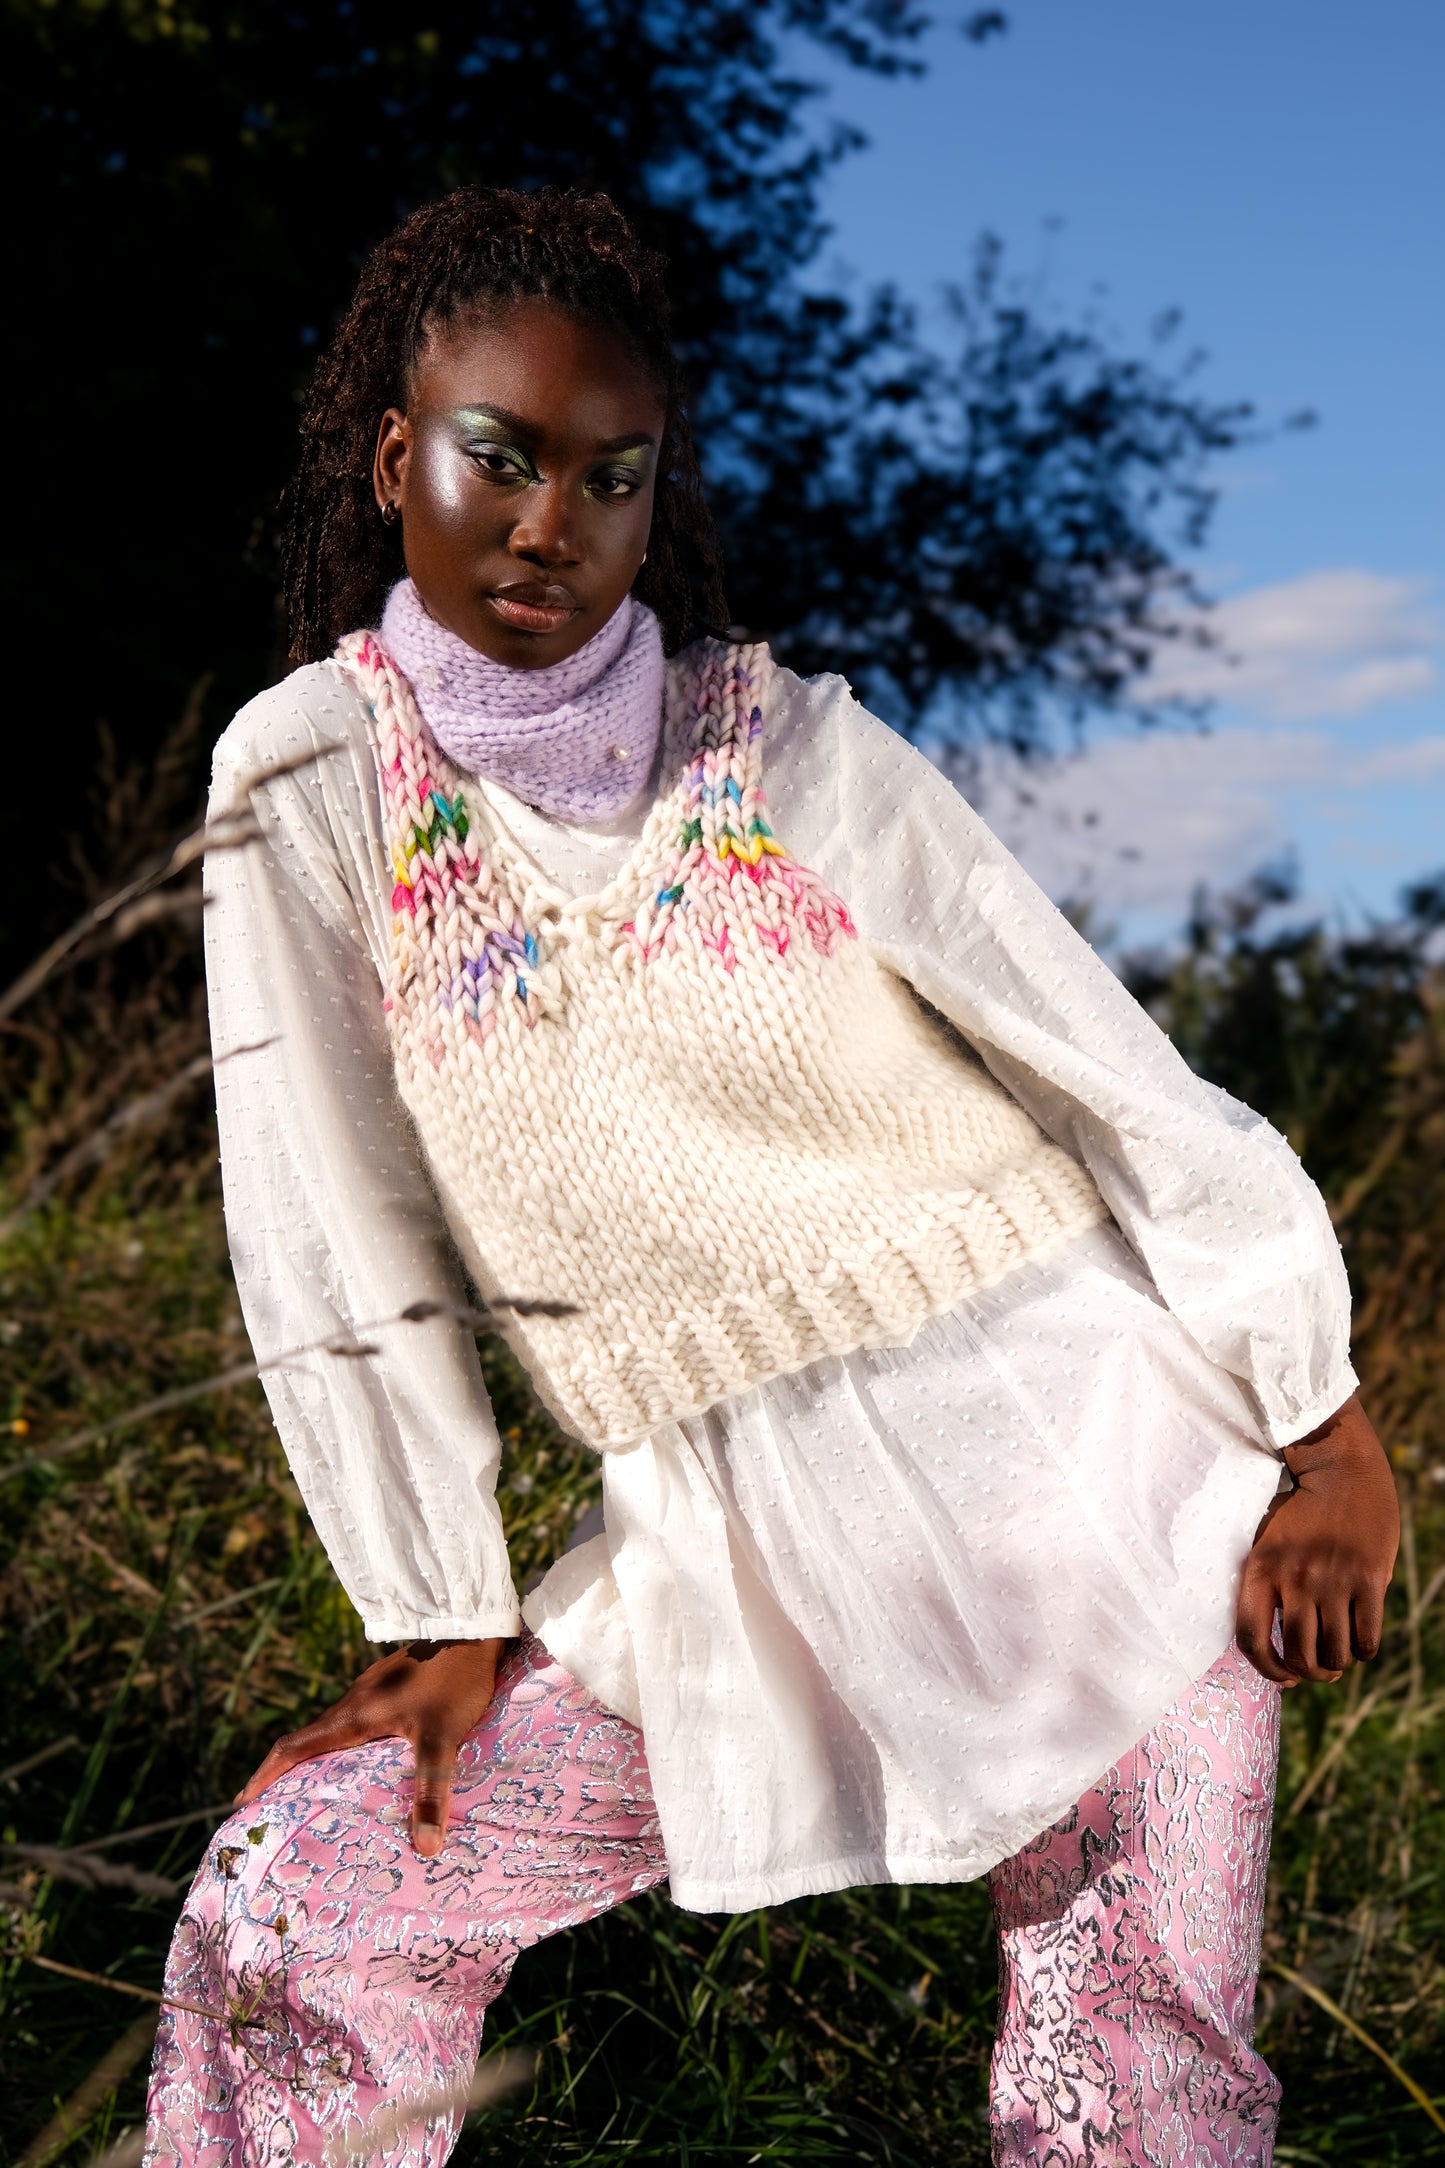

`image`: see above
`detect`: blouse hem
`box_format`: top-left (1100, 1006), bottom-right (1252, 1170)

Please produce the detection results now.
top-left (667, 1839), bottom-right (1025, 1916)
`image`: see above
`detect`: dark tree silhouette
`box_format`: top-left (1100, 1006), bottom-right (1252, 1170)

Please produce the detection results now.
top-left (4, 0), bottom-right (1246, 956)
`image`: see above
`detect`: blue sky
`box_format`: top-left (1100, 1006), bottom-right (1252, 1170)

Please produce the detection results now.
top-left (797, 0), bottom-right (1443, 941)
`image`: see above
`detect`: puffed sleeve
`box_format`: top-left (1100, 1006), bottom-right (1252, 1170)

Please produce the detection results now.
top-left (204, 667), bottom-right (521, 1641)
top-left (765, 666), bottom-right (1358, 1450)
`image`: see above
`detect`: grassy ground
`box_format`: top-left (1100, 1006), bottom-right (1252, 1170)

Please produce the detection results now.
top-left (1, 848), bottom-right (1442, 2163)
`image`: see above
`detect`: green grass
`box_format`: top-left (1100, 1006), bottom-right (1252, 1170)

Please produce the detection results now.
top-left (2, 876), bottom-right (1443, 2162)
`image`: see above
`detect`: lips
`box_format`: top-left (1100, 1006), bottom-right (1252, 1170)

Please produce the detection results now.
top-left (486, 584), bottom-right (580, 635)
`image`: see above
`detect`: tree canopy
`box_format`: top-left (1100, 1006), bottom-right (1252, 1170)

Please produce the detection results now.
top-left (5, 0), bottom-right (1248, 949)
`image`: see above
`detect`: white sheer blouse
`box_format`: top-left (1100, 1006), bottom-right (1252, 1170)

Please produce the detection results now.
top-left (203, 658), bottom-right (1355, 1911)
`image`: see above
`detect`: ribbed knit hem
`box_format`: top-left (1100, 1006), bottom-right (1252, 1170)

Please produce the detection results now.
top-left (360, 1608), bottom-right (523, 1646)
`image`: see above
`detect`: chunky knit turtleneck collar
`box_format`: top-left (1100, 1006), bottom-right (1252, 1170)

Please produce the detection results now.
top-left (378, 579), bottom-right (665, 823)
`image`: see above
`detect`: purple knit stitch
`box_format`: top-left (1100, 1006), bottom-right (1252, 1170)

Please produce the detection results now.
top-left (379, 579), bottom-right (665, 821)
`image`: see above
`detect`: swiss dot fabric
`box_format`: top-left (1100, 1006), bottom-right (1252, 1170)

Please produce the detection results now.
top-left (344, 629), bottom-right (1108, 1450)
top-left (202, 651), bottom-right (1355, 1910)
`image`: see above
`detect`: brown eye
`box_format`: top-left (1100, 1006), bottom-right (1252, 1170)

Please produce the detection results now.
top-left (468, 441), bottom-right (532, 483)
top-left (589, 469), bottom-right (644, 501)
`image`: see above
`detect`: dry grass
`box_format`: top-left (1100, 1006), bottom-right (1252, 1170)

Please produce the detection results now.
top-left (0, 780), bottom-right (1441, 2161)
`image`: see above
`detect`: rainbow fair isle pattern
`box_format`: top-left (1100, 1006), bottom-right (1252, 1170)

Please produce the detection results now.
top-left (334, 629), bottom-right (1108, 1452)
top-left (339, 630), bottom-right (855, 1053)
top-left (339, 631), bottom-right (561, 1066)
top-left (622, 642), bottom-right (856, 972)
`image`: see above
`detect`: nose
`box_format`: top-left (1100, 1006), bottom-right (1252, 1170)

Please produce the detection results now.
top-left (507, 477), bottom-right (582, 570)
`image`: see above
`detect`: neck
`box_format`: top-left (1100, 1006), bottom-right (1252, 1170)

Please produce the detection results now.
top-left (378, 579), bottom-right (666, 822)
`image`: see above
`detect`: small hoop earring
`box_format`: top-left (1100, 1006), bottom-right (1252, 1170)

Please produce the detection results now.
top-left (640, 550), bottom-right (648, 565)
top-left (380, 500), bottom-right (400, 526)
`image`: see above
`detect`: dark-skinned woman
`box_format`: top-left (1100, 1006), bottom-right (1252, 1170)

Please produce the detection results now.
top-left (143, 189), bottom-right (1397, 2168)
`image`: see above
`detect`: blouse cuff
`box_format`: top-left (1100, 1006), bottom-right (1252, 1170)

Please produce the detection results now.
top-left (360, 1605), bottom-right (524, 1646)
top-left (1262, 1361), bottom-right (1361, 1453)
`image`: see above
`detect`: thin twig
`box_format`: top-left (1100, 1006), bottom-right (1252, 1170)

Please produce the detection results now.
top-left (321, 2049), bottom-right (539, 2164)
top-left (86, 2135), bottom-right (144, 2168)
top-left (107, 886), bottom-right (207, 944)
top-left (181, 1577), bottom-right (284, 1627)
top-left (0, 1039), bottom-right (276, 1240)
top-left (0, 1295), bottom-right (579, 1481)
top-left (0, 813), bottom-right (256, 1024)
top-left (1270, 1961), bottom-right (1445, 2135)
top-left (16, 2011), bottom-right (157, 2168)
top-left (0, 1357), bottom-right (274, 1480)
top-left (1409, 1558), bottom-right (1445, 1633)
top-left (0, 740), bottom-right (344, 1024)
top-left (71, 1803), bottom-right (236, 1855)
top-left (0, 1736), bottom-right (79, 1788)
top-left (4, 1843), bottom-right (177, 1899)
top-left (26, 1953), bottom-right (219, 2025)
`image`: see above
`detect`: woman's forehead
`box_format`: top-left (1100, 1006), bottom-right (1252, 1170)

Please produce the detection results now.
top-left (412, 299), bottom-right (665, 437)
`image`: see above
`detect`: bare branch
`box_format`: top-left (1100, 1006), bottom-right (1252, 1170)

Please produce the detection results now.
top-left (70, 1805), bottom-right (236, 1855)
top-left (26, 1953), bottom-right (219, 2024)
top-left (321, 2049), bottom-right (539, 2164)
top-left (0, 739), bottom-right (344, 1023)
top-left (15, 2012), bottom-right (158, 2168)
top-left (399, 1296), bottom-right (580, 1327)
top-left (0, 1737), bottom-right (80, 1789)
top-left (0, 1037), bottom-right (277, 1240)
top-left (108, 889), bottom-right (208, 945)
top-left (0, 1291), bottom-right (578, 1481)
top-left (5, 1843), bottom-right (177, 1900)
top-left (87, 2135), bottom-right (145, 2168)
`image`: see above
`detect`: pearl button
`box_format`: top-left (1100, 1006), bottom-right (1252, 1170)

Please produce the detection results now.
top-left (610, 744), bottom-right (630, 761)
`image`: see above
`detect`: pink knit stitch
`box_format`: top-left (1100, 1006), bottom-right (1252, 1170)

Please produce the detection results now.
top-left (379, 580), bottom-right (665, 820)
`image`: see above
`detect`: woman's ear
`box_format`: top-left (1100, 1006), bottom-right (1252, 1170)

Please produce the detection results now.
top-left (374, 407), bottom-right (410, 520)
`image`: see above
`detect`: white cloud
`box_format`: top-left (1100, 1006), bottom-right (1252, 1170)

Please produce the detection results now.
top-left (966, 729), bottom-right (1297, 919)
top-left (962, 722), bottom-right (1445, 929)
top-left (937, 563), bottom-right (1444, 937)
top-left (1137, 568), bottom-right (1440, 719)
top-left (1346, 735), bottom-right (1445, 783)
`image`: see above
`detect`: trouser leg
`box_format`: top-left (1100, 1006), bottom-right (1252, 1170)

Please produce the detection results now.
top-left (143, 1634), bottom-right (666, 2168)
top-left (987, 1643), bottom-right (1282, 2167)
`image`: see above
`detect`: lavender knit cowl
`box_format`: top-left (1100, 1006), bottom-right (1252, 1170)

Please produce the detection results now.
top-left (379, 579), bottom-right (666, 822)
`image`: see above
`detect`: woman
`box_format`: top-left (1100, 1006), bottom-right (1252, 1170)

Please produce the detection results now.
top-left (144, 186), bottom-right (1398, 2166)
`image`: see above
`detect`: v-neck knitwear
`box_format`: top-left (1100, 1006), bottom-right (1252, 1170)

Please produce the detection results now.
top-left (339, 630), bottom-right (1107, 1450)
top-left (203, 646), bottom-right (1355, 1909)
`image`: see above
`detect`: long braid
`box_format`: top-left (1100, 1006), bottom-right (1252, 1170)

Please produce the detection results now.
top-left (283, 187), bottom-right (729, 663)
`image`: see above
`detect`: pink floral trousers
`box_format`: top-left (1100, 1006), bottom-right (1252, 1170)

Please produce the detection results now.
top-left (144, 1636), bottom-right (1279, 2167)
top-left (987, 1643), bottom-right (1282, 2165)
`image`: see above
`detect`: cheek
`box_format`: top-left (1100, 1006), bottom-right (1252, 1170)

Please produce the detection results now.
top-left (607, 485), bottom-right (656, 564)
top-left (408, 441), bottom-right (496, 535)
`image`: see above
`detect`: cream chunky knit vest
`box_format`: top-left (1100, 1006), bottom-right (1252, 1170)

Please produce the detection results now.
top-left (338, 631), bottom-right (1108, 1450)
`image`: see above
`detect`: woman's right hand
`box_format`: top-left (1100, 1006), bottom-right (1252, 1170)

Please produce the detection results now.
top-left (237, 1636), bottom-right (506, 1857)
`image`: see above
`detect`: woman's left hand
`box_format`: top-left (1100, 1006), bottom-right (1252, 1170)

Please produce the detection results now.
top-left (1236, 1393), bottom-right (1399, 1687)
top-left (236, 1636), bottom-right (505, 1856)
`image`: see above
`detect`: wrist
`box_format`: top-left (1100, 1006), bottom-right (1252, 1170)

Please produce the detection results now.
top-left (1285, 1394), bottom-right (1378, 1476)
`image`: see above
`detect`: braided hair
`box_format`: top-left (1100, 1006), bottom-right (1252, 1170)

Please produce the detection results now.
top-left (283, 186), bottom-right (729, 664)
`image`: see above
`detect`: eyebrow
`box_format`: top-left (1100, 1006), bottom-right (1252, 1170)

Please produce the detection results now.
top-left (453, 402), bottom-right (658, 455)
